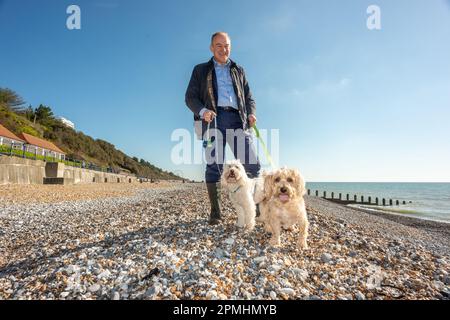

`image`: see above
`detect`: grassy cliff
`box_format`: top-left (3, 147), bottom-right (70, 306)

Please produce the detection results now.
top-left (0, 90), bottom-right (181, 180)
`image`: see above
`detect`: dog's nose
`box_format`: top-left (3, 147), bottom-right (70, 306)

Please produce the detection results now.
top-left (280, 187), bottom-right (287, 193)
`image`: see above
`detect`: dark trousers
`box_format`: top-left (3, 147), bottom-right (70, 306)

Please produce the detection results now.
top-left (205, 108), bottom-right (261, 183)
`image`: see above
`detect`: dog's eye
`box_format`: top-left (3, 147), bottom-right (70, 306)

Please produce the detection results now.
top-left (274, 177), bottom-right (280, 183)
top-left (287, 177), bottom-right (293, 183)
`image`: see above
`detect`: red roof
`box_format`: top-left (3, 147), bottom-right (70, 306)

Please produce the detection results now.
top-left (18, 132), bottom-right (65, 154)
top-left (0, 123), bottom-right (25, 142)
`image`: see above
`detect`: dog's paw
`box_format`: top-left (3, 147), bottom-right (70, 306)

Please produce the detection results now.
top-left (245, 222), bottom-right (255, 232)
top-left (264, 225), bottom-right (273, 234)
top-left (297, 241), bottom-right (308, 250)
top-left (235, 222), bottom-right (245, 228)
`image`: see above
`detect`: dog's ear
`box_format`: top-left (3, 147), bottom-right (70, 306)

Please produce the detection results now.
top-left (292, 169), bottom-right (306, 196)
top-left (237, 161), bottom-right (247, 175)
top-left (220, 167), bottom-right (228, 188)
top-left (263, 171), bottom-right (275, 200)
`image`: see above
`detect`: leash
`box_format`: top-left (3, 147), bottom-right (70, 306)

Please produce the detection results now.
top-left (252, 124), bottom-right (275, 169)
top-left (206, 120), bottom-right (275, 175)
top-left (231, 185), bottom-right (242, 193)
top-left (204, 117), bottom-right (222, 176)
top-left (206, 122), bottom-right (213, 147)
top-left (213, 117), bottom-right (222, 176)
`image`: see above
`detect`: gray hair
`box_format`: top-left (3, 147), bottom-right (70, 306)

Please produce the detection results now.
top-left (211, 32), bottom-right (230, 45)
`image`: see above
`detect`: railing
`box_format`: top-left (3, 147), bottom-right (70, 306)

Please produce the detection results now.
top-left (0, 142), bottom-right (116, 174)
top-left (307, 189), bottom-right (412, 206)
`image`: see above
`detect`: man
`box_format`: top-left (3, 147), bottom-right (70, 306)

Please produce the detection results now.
top-left (185, 31), bottom-right (261, 225)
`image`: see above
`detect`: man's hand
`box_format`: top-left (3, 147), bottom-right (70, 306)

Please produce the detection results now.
top-left (248, 114), bottom-right (257, 127)
top-left (203, 110), bottom-right (216, 123)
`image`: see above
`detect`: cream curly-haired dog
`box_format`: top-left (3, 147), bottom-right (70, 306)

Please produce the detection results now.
top-left (258, 168), bottom-right (309, 249)
top-left (220, 160), bottom-right (257, 231)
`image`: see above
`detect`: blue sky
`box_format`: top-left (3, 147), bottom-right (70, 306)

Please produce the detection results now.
top-left (1, 0), bottom-right (449, 182)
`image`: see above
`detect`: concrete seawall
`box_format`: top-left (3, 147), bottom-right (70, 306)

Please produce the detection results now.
top-left (0, 156), bottom-right (45, 185)
top-left (0, 155), bottom-right (139, 185)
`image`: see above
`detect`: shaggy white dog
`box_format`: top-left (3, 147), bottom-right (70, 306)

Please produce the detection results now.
top-left (220, 160), bottom-right (257, 231)
top-left (258, 167), bottom-right (309, 249)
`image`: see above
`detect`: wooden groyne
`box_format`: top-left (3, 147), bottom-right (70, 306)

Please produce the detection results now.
top-left (307, 189), bottom-right (411, 206)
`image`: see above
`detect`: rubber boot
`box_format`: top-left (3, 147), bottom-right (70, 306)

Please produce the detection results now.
top-left (206, 182), bottom-right (221, 225)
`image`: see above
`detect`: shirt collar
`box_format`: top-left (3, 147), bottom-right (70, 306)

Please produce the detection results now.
top-left (213, 57), bottom-right (231, 67)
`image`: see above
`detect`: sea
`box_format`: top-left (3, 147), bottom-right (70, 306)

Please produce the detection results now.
top-left (305, 182), bottom-right (450, 224)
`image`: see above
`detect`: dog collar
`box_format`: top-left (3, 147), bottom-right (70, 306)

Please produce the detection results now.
top-left (231, 185), bottom-right (242, 193)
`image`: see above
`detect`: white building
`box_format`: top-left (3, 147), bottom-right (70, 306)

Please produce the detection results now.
top-left (58, 116), bottom-right (75, 129)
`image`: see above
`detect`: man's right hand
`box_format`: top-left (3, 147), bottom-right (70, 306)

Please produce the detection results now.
top-left (203, 110), bottom-right (216, 123)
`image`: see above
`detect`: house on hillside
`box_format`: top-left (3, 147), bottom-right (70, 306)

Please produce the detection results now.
top-left (18, 132), bottom-right (66, 160)
top-left (0, 123), bottom-right (25, 150)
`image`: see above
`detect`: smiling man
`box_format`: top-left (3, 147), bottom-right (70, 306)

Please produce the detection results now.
top-left (185, 31), bottom-right (261, 225)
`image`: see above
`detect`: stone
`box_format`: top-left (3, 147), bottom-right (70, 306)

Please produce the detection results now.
top-left (224, 238), bottom-right (235, 245)
top-left (440, 287), bottom-right (450, 298)
top-left (214, 248), bottom-right (224, 259)
top-left (88, 284), bottom-right (100, 293)
top-left (98, 270), bottom-right (111, 279)
top-left (292, 268), bottom-right (309, 281)
top-left (271, 264), bottom-right (282, 272)
top-left (145, 285), bottom-right (160, 297)
top-left (206, 290), bottom-right (218, 300)
top-left (355, 291), bottom-right (365, 300)
top-left (279, 288), bottom-right (295, 296)
top-left (254, 256), bottom-right (266, 264)
top-left (243, 291), bottom-right (252, 300)
top-left (321, 253), bottom-right (333, 263)
top-left (66, 265), bottom-right (80, 274)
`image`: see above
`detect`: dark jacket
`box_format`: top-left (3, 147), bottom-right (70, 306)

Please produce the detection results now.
top-left (185, 57), bottom-right (256, 140)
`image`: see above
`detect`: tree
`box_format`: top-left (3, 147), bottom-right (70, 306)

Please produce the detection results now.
top-left (34, 104), bottom-right (55, 124)
top-left (0, 88), bottom-right (26, 111)
top-left (24, 105), bottom-right (35, 121)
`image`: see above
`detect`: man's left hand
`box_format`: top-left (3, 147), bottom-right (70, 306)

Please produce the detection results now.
top-left (248, 114), bottom-right (257, 127)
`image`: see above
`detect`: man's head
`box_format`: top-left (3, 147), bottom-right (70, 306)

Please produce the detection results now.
top-left (210, 32), bottom-right (231, 64)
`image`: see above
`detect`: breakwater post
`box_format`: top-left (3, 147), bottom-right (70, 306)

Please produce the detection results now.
top-left (307, 189), bottom-right (409, 207)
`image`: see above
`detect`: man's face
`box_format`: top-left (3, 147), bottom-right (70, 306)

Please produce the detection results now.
top-left (210, 34), bottom-right (231, 64)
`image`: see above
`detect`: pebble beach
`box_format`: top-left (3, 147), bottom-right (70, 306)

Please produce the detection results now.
top-left (0, 182), bottom-right (449, 300)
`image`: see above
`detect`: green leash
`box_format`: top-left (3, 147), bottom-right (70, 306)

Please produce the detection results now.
top-left (206, 122), bottom-right (213, 147)
top-left (252, 125), bottom-right (275, 169)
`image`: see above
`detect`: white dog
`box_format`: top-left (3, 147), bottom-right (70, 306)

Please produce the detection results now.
top-left (220, 160), bottom-right (257, 231)
top-left (258, 167), bottom-right (309, 249)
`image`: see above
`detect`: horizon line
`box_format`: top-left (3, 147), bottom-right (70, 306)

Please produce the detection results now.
top-left (305, 181), bottom-right (450, 183)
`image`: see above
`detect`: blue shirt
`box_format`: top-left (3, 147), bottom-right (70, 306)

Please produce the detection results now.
top-left (199, 58), bottom-right (238, 118)
top-left (213, 58), bottom-right (238, 109)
